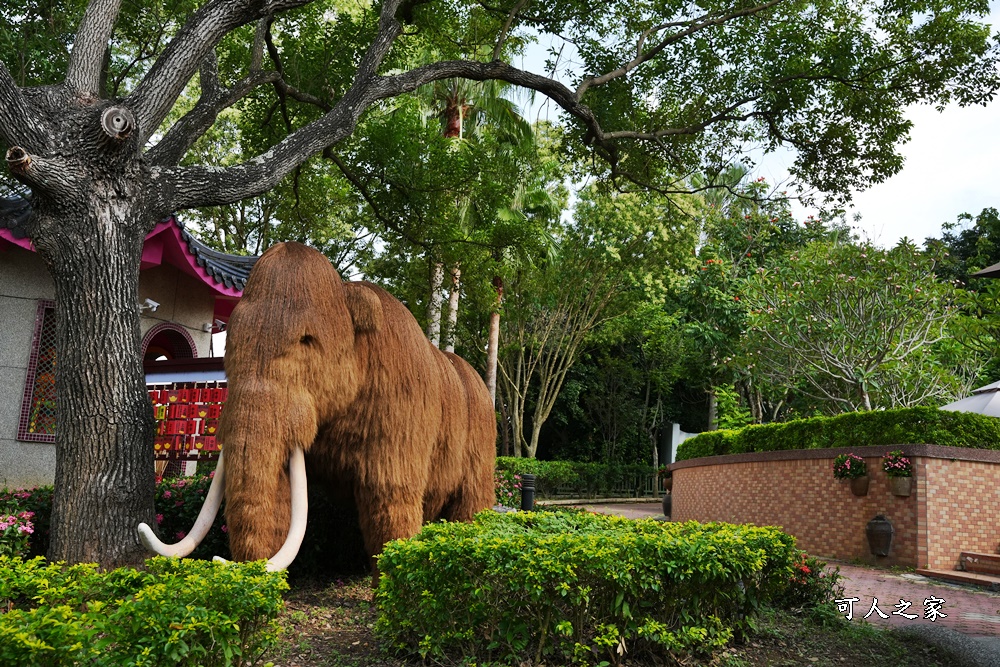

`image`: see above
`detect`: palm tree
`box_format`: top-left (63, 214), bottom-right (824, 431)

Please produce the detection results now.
top-left (417, 78), bottom-right (533, 349)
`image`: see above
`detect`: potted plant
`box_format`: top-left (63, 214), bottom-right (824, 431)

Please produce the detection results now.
top-left (882, 450), bottom-right (913, 497)
top-left (657, 465), bottom-right (672, 492)
top-left (833, 453), bottom-right (869, 496)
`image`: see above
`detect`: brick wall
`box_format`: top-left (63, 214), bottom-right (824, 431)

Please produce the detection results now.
top-left (671, 446), bottom-right (1000, 569)
top-left (921, 458), bottom-right (1000, 570)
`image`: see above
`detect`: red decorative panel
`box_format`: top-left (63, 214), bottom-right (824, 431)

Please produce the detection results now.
top-left (147, 379), bottom-right (227, 462)
top-left (17, 300), bottom-right (57, 443)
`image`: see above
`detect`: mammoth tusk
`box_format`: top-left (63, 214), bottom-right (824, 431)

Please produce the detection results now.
top-left (263, 447), bottom-right (309, 572)
top-left (138, 451), bottom-right (226, 558)
top-left (210, 447), bottom-right (308, 572)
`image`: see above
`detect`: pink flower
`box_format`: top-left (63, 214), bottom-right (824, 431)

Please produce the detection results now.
top-left (221, 525), bottom-right (228, 533)
top-left (176, 530), bottom-right (187, 540)
top-left (156, 514), bottom-right (164, 525)
top-left (163, 490), bottom-right (172, 499)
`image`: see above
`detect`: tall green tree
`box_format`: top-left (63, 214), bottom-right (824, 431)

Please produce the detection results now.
top-left (677, 176), bottom-right (837, 424)
top-left (0, 0), bottom-right (996, 565)
top-left (741, 240), bottom-right (982, 413)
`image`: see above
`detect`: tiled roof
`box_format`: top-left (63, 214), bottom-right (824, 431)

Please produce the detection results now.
top-left (0, 196), bottom-right (257, 292)
top-left (173, 219), bottom-right (257, 291)
top-left (0, 196), bottom-right (31, 238)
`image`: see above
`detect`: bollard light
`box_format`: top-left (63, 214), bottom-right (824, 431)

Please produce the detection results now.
top-left (520, 474), bottom-right (536, 511)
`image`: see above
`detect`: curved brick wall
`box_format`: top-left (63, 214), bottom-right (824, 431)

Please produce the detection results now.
top-left (669, 445), bottom-right (1000, 569)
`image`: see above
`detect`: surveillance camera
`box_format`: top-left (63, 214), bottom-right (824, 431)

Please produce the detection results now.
top-left (213, 319), bottom-right (227, 332)
top-left (140, 298), bottom-right (160, 313)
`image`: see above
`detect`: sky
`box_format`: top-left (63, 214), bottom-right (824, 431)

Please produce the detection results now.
top-left (758, 97), bottom-right (1000, 249)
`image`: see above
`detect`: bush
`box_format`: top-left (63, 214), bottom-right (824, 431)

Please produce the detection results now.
top-left (155, 472), bottom-right (231, 561)
top-left (784, 554), bottom-right (843, 612)
top-left (0, 476), bottom-right (231, 562)
top-left (375, 511), bottom-right (799, 665)
top-left (0, 556), bottom-right (287, 666)
top-left (495, 457), bottom-right (656, 498)
top-left (677, 407), bottom-right (1000, 461)
top-left (494, 469), bottom-right (523, 508)
top-left (0, 487), bottom-right (52, 558)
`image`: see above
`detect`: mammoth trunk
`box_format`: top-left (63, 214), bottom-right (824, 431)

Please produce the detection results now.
top-left (220, 392), bottom-right (314, 563)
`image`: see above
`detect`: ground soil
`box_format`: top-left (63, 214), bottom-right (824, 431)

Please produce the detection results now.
top-left (262, 576), bottom-right (963, 667)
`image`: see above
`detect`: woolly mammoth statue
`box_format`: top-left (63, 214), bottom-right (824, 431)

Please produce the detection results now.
top-left (139, 242), bottom-right (496, 572)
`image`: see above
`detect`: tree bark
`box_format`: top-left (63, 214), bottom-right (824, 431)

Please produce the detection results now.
top-left (40, 208), bottom-right (157, 565)
top-left (426, 261), bottom-right (444, 347)
top-left (4, 92), bottom-right (160, 566)
top-left (485, 275), bottom-right (503, 406)
top-left (444, 264), bottom-right (461, 353)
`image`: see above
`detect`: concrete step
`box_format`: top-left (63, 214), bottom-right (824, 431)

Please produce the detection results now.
top-left (960, 551), bottom-right (1000, 577)
top-left (915, 568), bottom-right (1000, 592)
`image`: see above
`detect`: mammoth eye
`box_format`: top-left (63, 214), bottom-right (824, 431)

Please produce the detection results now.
top-left (299, 334), bottom-right (316, 346)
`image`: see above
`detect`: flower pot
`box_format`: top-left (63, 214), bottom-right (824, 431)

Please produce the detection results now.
top-left (889, 476), bottom-right (912, 497)
top-left (850, 475), bottom-right (870, 497)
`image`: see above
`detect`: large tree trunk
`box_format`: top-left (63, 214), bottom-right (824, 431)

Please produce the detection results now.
top-left (33, 206), bottom-right (157, 566)
top-left (6, 95), bottom-right (160, 566)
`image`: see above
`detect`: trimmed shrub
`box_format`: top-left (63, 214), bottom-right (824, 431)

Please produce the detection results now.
top-left (495, 457), bottom-right (656, 498)
top-left (375, 511), bottom-right (799, 665)
top-left (0, 556), bottom-right (287, 666)
top-left (677, 406), bottom-right (1000, 461)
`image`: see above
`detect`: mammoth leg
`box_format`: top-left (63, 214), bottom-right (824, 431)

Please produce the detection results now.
top-left (354, 485), bottom-right (422, 577)
top-left (440, 474), bottom-right (495, 523)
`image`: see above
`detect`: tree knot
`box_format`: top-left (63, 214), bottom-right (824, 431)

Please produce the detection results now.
top-left (101, 107), bottom-right (136, 141)
top-left (6, 147), bottom-right (30, 173)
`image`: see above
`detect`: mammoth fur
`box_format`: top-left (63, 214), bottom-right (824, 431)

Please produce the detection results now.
top-left (139, 242), bottom-right (496, 572)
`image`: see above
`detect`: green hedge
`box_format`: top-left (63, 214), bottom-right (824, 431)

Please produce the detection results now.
top-left (495, 457), bottom-right (657, 498)
top-left (677, 406), bottom-right (1000, 461)
top-left (0, 556), bottom-right (287, 666)
top-left (375, 511), bottom-right (798, 665)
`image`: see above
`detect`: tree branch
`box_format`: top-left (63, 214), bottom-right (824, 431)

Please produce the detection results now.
top-left (0, 64), bottom-right (52, 153)
top-left (66, 0), bottom-right (124, 96)
top-left (153, 0), bottom-right (406, 210)
top-left (492, 0), bottom-right (530, 62)
top-left (575, 0), bottom-right (783, 100)
top-left (126, 0), bottom-right (314, 146)
top-left (5, 148), bottom-right (88, 199)
top-left (147, 24), bottom-right (280, 166)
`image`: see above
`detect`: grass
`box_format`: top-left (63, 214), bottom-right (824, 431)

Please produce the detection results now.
top-left (263, 576), bottom-right (963, 667)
